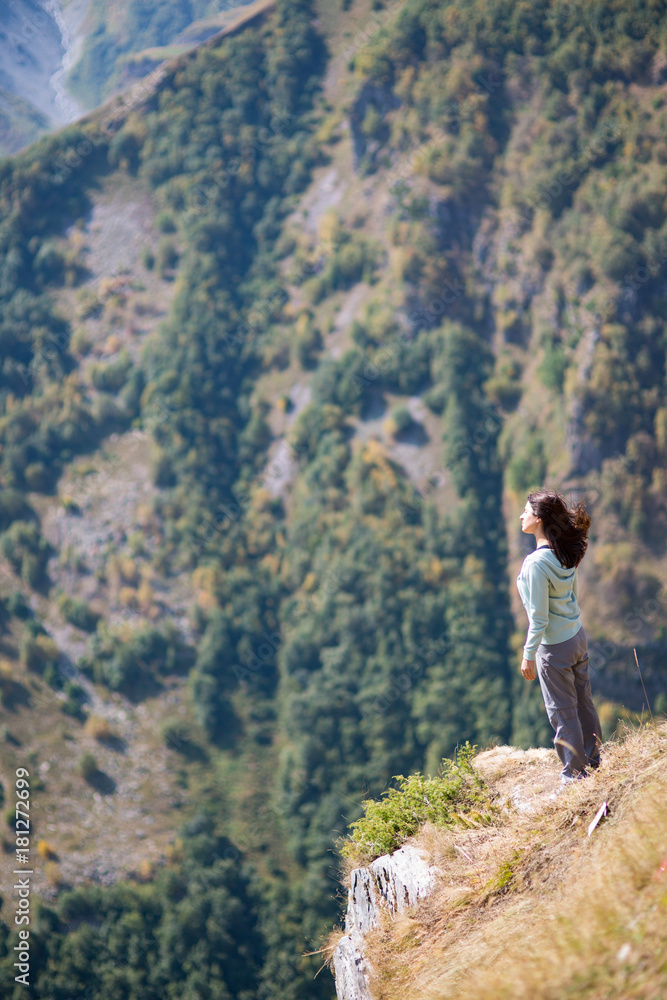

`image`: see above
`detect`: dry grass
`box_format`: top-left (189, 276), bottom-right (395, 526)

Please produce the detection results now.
top-left (84, 714), bottom-right (114, 742)
top-left (337, 724), bottom-right (667, 1000)
top-left (44, 861), bottom-right (63, 886)
top-left (36, 839), bottom-right (58, 860)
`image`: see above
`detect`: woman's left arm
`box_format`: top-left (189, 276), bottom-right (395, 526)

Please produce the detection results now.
top-left (521, 562), bottom-right (549, 680)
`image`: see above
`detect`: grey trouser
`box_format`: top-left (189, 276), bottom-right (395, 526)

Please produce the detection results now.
top-left (535, 625), bottom-right (602, 778)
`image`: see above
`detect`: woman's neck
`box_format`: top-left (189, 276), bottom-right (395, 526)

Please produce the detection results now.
top-left (535, 525), bottom-right (550, 547)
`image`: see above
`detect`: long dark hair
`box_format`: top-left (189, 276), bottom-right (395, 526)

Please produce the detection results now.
top-left (527, 488), bottom-right (591, 569)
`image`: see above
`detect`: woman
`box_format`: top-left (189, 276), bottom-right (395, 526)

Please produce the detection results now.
top-left (517, 488), bottom-right (602, 784)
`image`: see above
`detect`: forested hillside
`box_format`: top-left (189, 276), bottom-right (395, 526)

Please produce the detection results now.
top-left (0, 0), bottom-right (666, 997)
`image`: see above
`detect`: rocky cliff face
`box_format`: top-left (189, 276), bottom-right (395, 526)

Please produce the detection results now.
top-left (332, 844), bottom-right (440, 1000)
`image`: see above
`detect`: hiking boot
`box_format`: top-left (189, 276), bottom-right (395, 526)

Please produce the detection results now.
top-left (560, 772), bottom-right (586, 786)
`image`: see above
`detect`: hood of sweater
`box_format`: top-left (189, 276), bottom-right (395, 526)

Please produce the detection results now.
top-left (519, 546), bottom-right (576, 592)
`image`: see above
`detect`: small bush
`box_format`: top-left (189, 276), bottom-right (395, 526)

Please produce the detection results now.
top-left (384, 405), bottom-right (415, 440)
top-left (156, 239), bottom-right (179, 278)
top-left (485, 352), bottom-right (523, 409)
top-left (21, 633), bottom-right (60, 675)
top-left (58, 595), bottom-right (100, 632)
top-left (0, 490), bottom-right (30, 532)
top-left (6, 592), bottom-right (32, 620)
top-left (538, 343), bottom-right (568, 391)
top-left (141, 246), bottom-right (155, 270)
top-left (90, 349), bottom-right (132, 393)
top-left (338, 744), bottom-right (497, 865)
top-left (156, 211), bottom-right (176, 233)
top-left (61, 681), bottom-right (86, 719)
top-left (37, 839), bottom-right (57, 860)
top-left (0, 521), bottom-right (50, 588)
top-left (70, 325), bottom-right (92, 356)
top-left (391, 405), bottom-right (413, 434)
top-left (423, 383), bottom-right (447, 414)
top-left (161, 719), bottom-right (206, 761)
top-left (304, 234), bottom-right (380, 303)
top-left (162, 718), bottom-right (190, 750)
top-left (84, 715), bottom-right (113, 742)
top-left (79, 753), bottom-right (99, 782)
top-left (296, 321), bottom-right (323, 369)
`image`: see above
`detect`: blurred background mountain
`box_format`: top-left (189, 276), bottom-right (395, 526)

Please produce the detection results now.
top-left (0, 0), bottom-right (666, 997)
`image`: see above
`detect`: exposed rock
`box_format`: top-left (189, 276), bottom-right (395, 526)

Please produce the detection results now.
top-left (332, 844), bottom-right (439, 1000)
top-left (332, 935), bottom-right (371, 1000)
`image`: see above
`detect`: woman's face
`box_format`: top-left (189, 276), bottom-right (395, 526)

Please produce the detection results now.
top-left (520, 499), bottom-right (540, 535)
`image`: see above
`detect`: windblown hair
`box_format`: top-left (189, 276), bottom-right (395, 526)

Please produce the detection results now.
top-left (527, 488), bottom-right (591, 569)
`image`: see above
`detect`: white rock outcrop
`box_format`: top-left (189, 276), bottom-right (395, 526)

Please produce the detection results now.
top-left (332, 844), bottom-right (439, 1000)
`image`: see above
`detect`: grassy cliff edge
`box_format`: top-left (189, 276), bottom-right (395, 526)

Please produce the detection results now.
top-left (330, 724), bottom-right (667, 1000)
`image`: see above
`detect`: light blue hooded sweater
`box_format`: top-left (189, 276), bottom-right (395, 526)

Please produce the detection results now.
top-left (516, 545), bottom-right (582, 659)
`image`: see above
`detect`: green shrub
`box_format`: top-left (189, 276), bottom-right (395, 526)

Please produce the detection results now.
top-left (61, 681), bottom-right (87, 720)
top-left (338, 744), bottom-right (498, 865)
top-left (156, 211), bottom-right (176, 233)
top-left (485, 352), bottom-right (523, 409)
top-left (162, 719), bottom-right (189, 749)
top-left (423, 382), bottom-right (447, 414)
top-left (58, 594), bottom-right (100, 632)
top-left (391, 405), bottom-right (413, 434)
top-left (6, 592), bottom-right (32, 620)
top-left (538, 343), bottom-right (568, 391)
top-left (155, 238), bottom-right (179, 277)
top-left (305, 235), bottom-right (380, 303)
top-left (79, 753), bottom-right (99, 782)
top-left (90, 350), bottom-right (132, 393)
top-left (296, 322), bottom-right (323, 369)
top-left (0, 521), bottom-right (50, 588)
top-left (485, 375), bottom-right (522, 409)
top-left (161, 718), bottom-right (202, 756)
top-left (0, 491), bottom-right (30, 532)
top-left (21, 633), bottom-right (60, 676)
top-left (141, 245), bottom-right (155, 270)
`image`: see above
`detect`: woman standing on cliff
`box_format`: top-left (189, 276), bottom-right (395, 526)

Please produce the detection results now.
top-left (517, 488), bottom-right (602, 785)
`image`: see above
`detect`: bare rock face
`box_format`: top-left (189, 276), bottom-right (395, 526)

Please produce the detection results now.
top-left (332, 844), bottom-right (439, 1000)
top-left (331, 933), bottom-right (371, 1000)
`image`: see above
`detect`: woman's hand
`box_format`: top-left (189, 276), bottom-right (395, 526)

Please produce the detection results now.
top-left (521, 657), bottom-right (536, 681)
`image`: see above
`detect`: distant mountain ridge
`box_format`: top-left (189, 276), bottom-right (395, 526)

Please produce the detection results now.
top-left (0, 2), bottom-right (666, 998)
top-left (0, 0), bottom-right (262, 156)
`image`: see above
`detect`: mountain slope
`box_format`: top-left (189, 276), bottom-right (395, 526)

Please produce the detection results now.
top-left (0, 1), bottom-right (667, 998)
